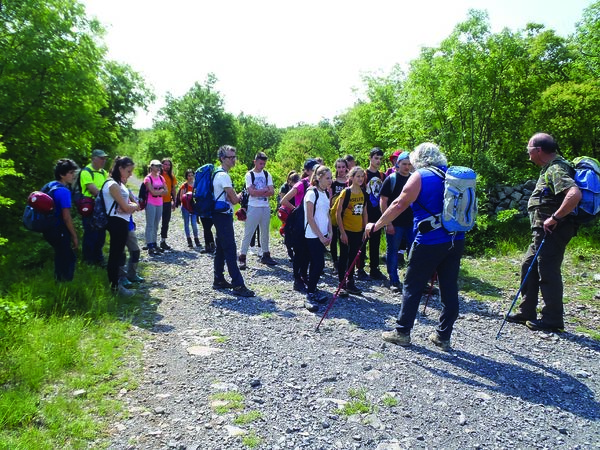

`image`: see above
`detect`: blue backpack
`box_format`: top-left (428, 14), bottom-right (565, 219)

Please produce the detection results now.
top-left (572, 157), bottom-right (600, 224)
top-left (193, 164), bottom-right (227, 218)
top-left (417, 166), bottom-right (477, 234)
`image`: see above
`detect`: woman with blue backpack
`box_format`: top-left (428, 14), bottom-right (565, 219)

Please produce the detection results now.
top-left (366, 143), bottom-right (467, 351)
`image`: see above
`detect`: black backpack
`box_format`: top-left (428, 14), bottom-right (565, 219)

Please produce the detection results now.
top-left (284, 181), bottom-right (328, 247)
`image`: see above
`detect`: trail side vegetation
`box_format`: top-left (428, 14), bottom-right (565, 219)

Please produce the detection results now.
top-left (0, 0), bottom-right (599, 447)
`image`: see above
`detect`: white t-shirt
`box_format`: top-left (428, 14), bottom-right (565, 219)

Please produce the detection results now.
top-left (304, 187), bottom-right (330, 239)
top-left (103, 179), bottom-right (130, 221)
top-left (246, 169), bottom-right (273, 208)
top-left (213, 169), bottom-right (233, 214)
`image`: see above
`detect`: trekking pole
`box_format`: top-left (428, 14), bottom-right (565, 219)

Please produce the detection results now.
top-left (422, 272), bottom-right (438, 315)
top-left (496, 237), bottom-right (546, 340)
top-left (316, 237), bottom-right (368, 331)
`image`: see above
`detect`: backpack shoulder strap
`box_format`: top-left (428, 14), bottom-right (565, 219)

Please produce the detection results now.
top-left (249, 171), bottom-right (255, 185)
top-left (341, 187), bottom-right (352, 212)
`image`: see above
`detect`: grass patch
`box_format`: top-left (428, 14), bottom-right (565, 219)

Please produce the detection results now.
top-left (242, 430), bottom-right (262, 448)
top-left (337, 387), bottom-right (374, 416)
top-left (210, 391), bottom-right (245, 414)
top-left (0, 315), bottom-right (140, 448)
top-left (210, 330), bottom-right (230, 344)
top-left (234, 410), bottom-right (262, 425)
top-left (260, 312), bottom-right (274, 319)
top-left (381, 394), bottom-right (399, 407)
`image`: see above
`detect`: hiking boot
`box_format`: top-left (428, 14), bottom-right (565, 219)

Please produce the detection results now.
top-left (260, 252), bottom-right (278, 266)
top-left (119, 277), bottom-right (133, 289)
top-left (356, 268), bottom-right (369, 280)
top-left (238, 254), bottom-right (247, 270)
top-left (370, 269), bottom-right (386, 281)
top-left (293, 279), bottom-right (307, 293)
top-left (429, 332), bottom-right (451, 351)
top-left (526, 319), bottom-right (564, 333)
top-left (390, 281), bottom-right (402, 293)
top-left (382, 330), bottom-right (411, 346)
top-left (304, 293), bottom-right (319, 312)
top-left (232, 285), bottom-right (255, 297)
top-left (127, 274), bottom-right (145, 283)
top-left (113, 285), bottom-right (134, 297)
top-left (194, 237), bottom-right (202, 248)
top-left (160, 241), bottom-right (172, 251)
top-left (505, 312), bottom-right (533, 325)
top-left (213, 279), bottom-right (234, 289)
top-left (187, 237), bottom-right (194, 248)
top-left (201, 242), bottom-right (215, 254)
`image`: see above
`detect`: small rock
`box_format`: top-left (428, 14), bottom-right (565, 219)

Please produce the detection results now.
top-left (575, 370), bottom-right (591, 379)
top-left (72, 389), bottom-right (87, 398)
top-left (249, 379), bottom-right (261, 388)
top-left (224, 425), bottom-right (247, 437)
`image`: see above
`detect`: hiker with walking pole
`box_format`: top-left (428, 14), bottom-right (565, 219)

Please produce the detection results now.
top-left (504, 133), bottom-right (581, 333)
top-left (366, 143), bottom-right (466, 351)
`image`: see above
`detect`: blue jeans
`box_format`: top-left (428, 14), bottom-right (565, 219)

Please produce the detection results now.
top-left (82, 215), bottom-right (106, 264)
top-left (212, 213), bottom-right (244, 287)
top-left (396, 239), bottom-right (465, 340)
top-left (182, 209), bottom-right (199, 238)
top-left (385, 225), bottom-right (414, 284)
top-left (43, 225), bottom-right (76, 282)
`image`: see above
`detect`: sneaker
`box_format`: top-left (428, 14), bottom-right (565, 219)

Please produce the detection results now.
top-left (390, 281), bottom-right (402, 293)
top-left (345, 284), bottom-right (362, 295)
top-left (525, 319), bottom-right (564, 333)
top-left (370, 269), bottom-right (386, 281)
top-left (505, 312), bottom-right (534, 325)
top-left (232, 285), bottom-right (255, 297)
top-left (304, 293), bottom-right (319, 312)
top-left (260, 252), bottom-right (278, 266)
top-left (314, 290), bottom-right (329, 304)
top-left (160, 241), bottom-right (172, 251)
top-left (293, 279), bottom-right (307, 293)
top-left (429, 332), bottom-right (451, 351)
top-left (356, 269), bottom-right (369, 280)
top-left (213, 279), bottom-right (234, 289)
top-left (128, 274), bottom-right (145, 283)
top-left (382, 330), bottom-right (411, 346)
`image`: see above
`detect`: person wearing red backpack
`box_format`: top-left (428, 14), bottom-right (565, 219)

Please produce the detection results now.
top-left (178, 168), bottom-right (201, 249)
top-left (43, 159), bottom-right (80, 281)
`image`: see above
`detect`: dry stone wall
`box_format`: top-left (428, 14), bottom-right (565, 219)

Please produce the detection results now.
top-left (484, 179), bottom-right (537, 216)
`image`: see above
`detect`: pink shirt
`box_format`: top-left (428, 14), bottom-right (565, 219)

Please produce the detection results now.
top-left (144, 174), bottom-right (165, 207)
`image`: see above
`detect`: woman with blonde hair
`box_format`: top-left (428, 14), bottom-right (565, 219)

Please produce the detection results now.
top-left (303, 164), bottom-right (333, 312)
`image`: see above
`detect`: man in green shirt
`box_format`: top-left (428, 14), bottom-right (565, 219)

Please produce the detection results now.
top-left (81, 149), bottom-right (108, 265)
top-left (507, 133), bottom-right (581, 333)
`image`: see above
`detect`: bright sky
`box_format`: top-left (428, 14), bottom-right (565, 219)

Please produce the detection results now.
top-left (81, 0), bottom-right (594, 129)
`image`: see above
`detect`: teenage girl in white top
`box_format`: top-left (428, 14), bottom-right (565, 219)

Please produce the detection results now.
top-left (303, 165), bottom-right (333, 311)
top-left (103, 156), bottom-right (140, 294)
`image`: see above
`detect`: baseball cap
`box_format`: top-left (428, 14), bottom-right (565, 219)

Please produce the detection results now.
top-left (389, 150), bottom-right (402, 162)
top-left (92, 149), bottom-right (108, 158)
top-left (304, 159), bottom-right (319, 171)
top-left (397, 151), bottom-right (410, 161)
top-left (149, 159), bottom-right (162, 166)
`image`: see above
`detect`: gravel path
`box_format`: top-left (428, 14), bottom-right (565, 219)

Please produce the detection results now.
top-left (107, 210), bottom-right (600, 450)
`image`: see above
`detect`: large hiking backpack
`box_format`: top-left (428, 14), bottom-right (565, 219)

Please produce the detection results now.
top-left (283, 179), bottom-right (311, 247)
top-left (417, 166), bottom-right (477, 234)
top-left (23, 182), bottom-right (59, 232)
top-left (90, 180), bottom-right (117, 231)
top-left (192, 164), bottom-right (226, 218)
top-left (572, 156), bottom-right (600, 224)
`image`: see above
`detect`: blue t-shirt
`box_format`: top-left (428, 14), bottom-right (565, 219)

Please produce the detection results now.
top-left (48, 181), bottom-right (71, 224)
top-left (412, 167), bottom-right (465, 245)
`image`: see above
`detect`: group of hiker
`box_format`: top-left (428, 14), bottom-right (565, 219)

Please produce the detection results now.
top-left (35, 131), bottom-right (585, 350)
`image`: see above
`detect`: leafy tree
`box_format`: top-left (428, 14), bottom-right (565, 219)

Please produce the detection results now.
top-left (275, 125), bottom-right (338, 173)
top-left (234, 113), bottom-right (282, 167)
top-left (572, 1), bottom-right (600, 78)
top-left (156, 74), bottom-right (237, 169)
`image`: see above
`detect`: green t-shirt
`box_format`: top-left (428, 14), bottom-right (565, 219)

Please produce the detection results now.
top-left (527, 156), bottom-right (576, 228)
top-left (80, 164), bottom-right (108, 197)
